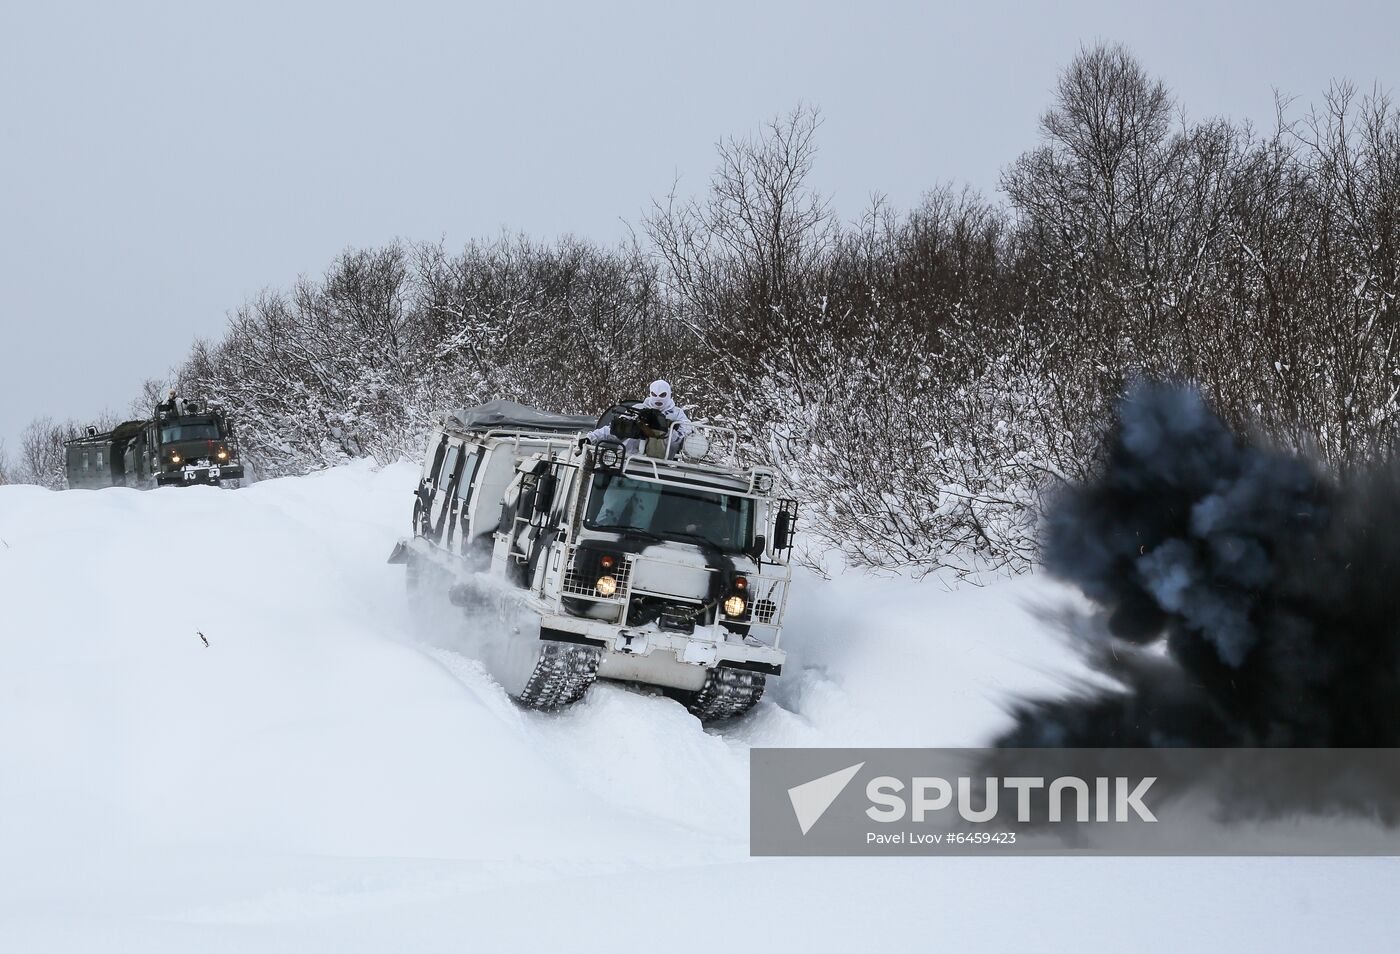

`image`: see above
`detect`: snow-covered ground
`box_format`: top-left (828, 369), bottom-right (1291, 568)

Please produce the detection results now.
top-left (1, 462), bottom-right (1394, 951)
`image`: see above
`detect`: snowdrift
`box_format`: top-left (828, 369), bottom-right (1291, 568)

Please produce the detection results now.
top-left (0, 463), bottom-right (1392, 951)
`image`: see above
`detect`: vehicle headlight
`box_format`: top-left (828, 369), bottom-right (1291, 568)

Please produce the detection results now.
top-left (680, 431), bottom-right (711, 460)
top-left (170, 453), bottom-right (182, 464)
top-left (723, 595), bottom-right (746, 618)
top-left (217, 449), bottom-right (228, 460)
top-left (597, 444), bottom-right (625, 470)
top-left (595, 575), bottom-right (618, 597)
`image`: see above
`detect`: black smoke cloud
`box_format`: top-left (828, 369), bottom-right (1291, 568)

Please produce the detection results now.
top-left (998, 382), bottom-right (1400, 748)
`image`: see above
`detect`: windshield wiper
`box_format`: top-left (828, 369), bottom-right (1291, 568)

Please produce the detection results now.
top-left (609, 526), bottom-right (720, 550)
top-left (600, 524), bottom-right (738, 554)
top-left (607, 526), bottom-right (664, 545)
top-left (654, 528), bottom-right (739, 553)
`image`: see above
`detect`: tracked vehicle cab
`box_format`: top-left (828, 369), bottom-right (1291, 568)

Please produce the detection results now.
top-left (391, 398), bottom-right (799, 722)
top-left (152, 401), bottom-right (244, 486)
top-left (63, 397), bottom-right (245, 490)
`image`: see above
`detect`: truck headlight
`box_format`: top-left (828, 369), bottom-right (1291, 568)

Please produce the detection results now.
top-left (217, 449), bottom-right (228, 460)
top-left (596, 575), bottom-right (618, 597)
top-left (171, 453), bottom-right (182, 464)
top-left (723, 595), bottom-right (746, 618)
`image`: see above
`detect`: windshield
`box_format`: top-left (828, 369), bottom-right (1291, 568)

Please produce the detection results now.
top-left (160, 417), bottom-right (222, 443)
top-left (584, 474), bottom-right (753, 553)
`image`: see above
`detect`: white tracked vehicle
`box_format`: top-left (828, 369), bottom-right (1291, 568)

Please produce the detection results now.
top-left (388, 400), bottom-right (798, 721)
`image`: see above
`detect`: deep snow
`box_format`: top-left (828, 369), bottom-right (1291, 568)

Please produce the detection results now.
top-left (0, 461), bottom-right (1394, 951)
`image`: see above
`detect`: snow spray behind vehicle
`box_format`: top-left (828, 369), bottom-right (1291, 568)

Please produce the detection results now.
top-left (999, 382), bottom-right (1400, 750)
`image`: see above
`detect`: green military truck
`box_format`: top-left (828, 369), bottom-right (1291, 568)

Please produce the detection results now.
top-left (65, 398), bottom-right (244, 489)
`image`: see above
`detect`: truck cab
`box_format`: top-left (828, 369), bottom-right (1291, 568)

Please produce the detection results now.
top-left (63, 399), bottom-right (245, 489)
top-left (152, 403), bottom-right (244, 486)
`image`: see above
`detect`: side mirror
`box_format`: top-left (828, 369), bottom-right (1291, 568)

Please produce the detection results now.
top-left (747, 534), bottom-right (767, 560)
top-left (774, 511), bottom-right (794, 552)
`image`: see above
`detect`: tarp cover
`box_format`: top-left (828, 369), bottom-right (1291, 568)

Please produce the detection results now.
top-left (64, 418), bottom-right (150, 447)
top-left (446, 400), bottom-right (596, 435)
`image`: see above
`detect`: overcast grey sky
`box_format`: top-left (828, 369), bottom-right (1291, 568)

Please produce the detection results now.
top-left (2, 0), bottom-right (1396, 456)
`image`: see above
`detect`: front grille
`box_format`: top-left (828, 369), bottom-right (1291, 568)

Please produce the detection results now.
top-left (562, 555), bottom-right (631, 600)
top-left (753, 598), bottom-right (779, 623)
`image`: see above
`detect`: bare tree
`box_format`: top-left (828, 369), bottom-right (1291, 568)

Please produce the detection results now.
top-left (19, 416), bottom-right (75, 489)
top-left (645, 104), bottom-right (839, 413)
top-left (131, 376), bottom-right (174, 418)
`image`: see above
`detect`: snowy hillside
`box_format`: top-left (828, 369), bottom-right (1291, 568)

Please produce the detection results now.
top-left (0, 463), bottom-right (1394, 951)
